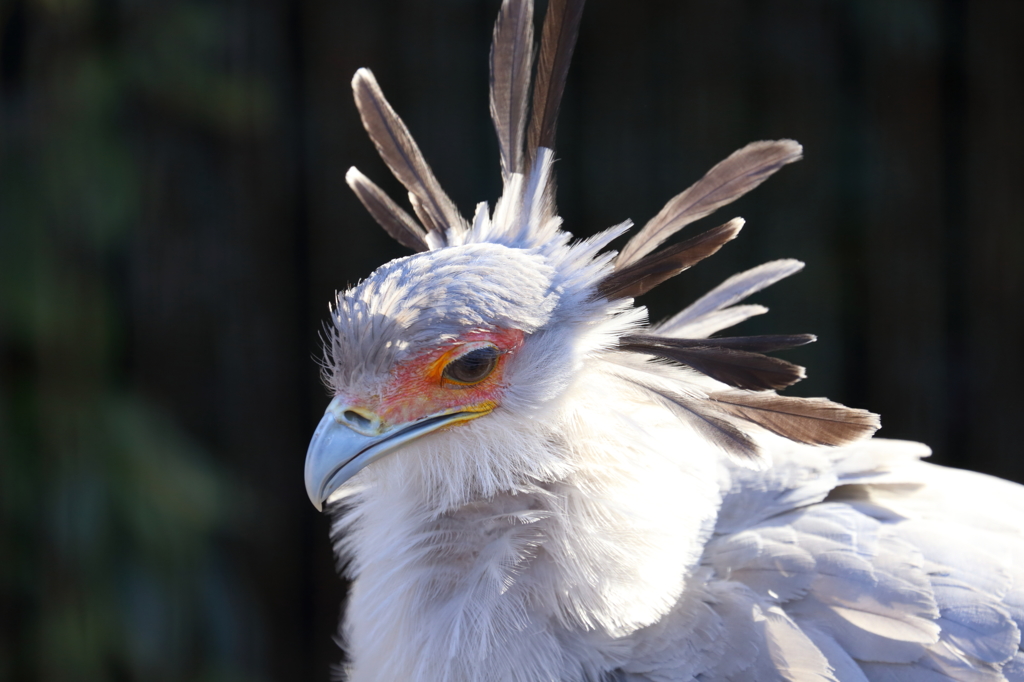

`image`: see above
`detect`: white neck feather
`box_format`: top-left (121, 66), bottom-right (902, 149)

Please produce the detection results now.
top-left (330, 364), bottom-right (725, 682)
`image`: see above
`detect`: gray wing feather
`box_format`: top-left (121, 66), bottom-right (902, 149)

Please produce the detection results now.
top-left (707, 524), bottom-right (816, 602)
top-left (856, 662), bottom-right (957, 682)
top-left (715, 443), bottom-right (839, 534)
top-left (801, 624), bottom-right (873, 682)
top-left (702, 581), bottom-right (765, 679)
top-left (776, 452), bottom-right (1019, 679)
top-left (761, 606), bottom-right (837, 682)
top-left (628, 509), bottom-right (1022, 681)
top-left (931, 575), bottom-right (1019, 666)
top-left (606, 399), bottom-right (1024, 679)
top-left (615, 141), bottom-right (803, 269)
top-left (784, 531), bottom-right (942, 664)
top-left (623, 439), bottom-right (1024, 682)
top-left (1004, 655), bottom-right (1024, 682)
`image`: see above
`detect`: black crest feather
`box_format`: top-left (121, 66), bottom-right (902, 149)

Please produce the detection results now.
top-left (619, 334), bottom-right (813, 391)
top-left (599, 218), bottom-right (743, 300)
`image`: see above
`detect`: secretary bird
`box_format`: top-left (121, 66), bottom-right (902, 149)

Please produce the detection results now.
top-left (303, 1), bottom-right (1024, 680)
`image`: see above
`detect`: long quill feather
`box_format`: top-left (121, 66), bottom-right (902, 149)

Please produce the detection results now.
top-left (490, 0), bottom-right (535, 180)
top-left (619, 335), bottom-right (810, 391)
top-left (352, 68), bottom-right (468, 243)
top-left (346, 167), bottom-right (429, 252)
top-left (615, 140), bottom-right (803, 268)
top-left (662, 305), bottom-right (769, 340)
top-left (598, 218), bottom-right (743, 300)
top-left (710, 390), bottom-right (881, 446)
top-left (655, 259), bottom-right (805, 337)
top-left (526, 0), bottom-right (586, 161)
top-left (623, 376), bottom-right (761, 461)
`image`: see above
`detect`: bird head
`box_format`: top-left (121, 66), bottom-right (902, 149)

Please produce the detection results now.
top-left (306, 222), bottom-right (639, 511)
top-left (305, 0), bottom-right (879, 513)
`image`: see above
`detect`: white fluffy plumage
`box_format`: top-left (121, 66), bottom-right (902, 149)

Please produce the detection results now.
top-left (305, 2), bottom-right (1024, 681)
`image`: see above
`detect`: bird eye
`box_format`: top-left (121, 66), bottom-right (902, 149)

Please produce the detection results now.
top-left (442, 345), bottom-right (501, 385)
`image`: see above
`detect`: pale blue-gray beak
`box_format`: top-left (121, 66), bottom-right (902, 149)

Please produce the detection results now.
top-left (304, 396), bottom-right (474, 511)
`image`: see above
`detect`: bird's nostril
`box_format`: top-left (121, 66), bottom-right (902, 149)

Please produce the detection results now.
top-left (343, 410), bottom-right (373, 429)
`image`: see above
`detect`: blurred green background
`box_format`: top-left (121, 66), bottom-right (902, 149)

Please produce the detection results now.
top-left (1, 0), bottom-right (1021, 680)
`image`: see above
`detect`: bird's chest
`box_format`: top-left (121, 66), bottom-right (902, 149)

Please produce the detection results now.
top-left (343, 491), bottom-right (572, 681)
top-left (389, 492), bottom-right (552, 599)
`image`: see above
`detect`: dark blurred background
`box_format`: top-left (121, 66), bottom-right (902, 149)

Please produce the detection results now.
top-left (1, 0), bottom-right (1021, 680)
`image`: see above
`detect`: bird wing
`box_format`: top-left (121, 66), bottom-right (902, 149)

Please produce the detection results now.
top-left (617, 439), bottom-right (1024, 682)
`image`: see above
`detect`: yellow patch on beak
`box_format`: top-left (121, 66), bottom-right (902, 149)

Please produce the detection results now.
top-left (439, 399), bottom-right (497, 428)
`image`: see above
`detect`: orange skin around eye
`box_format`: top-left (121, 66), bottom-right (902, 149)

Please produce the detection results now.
top-left (360, 328), bottom-right (524, 428)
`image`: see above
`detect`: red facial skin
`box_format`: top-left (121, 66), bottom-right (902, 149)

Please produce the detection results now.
top-left (338, 328), bottom-right (524, 429)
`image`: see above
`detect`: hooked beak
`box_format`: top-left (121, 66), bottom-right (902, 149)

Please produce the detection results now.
top-left (304, 396), bottom-right (491, 511)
